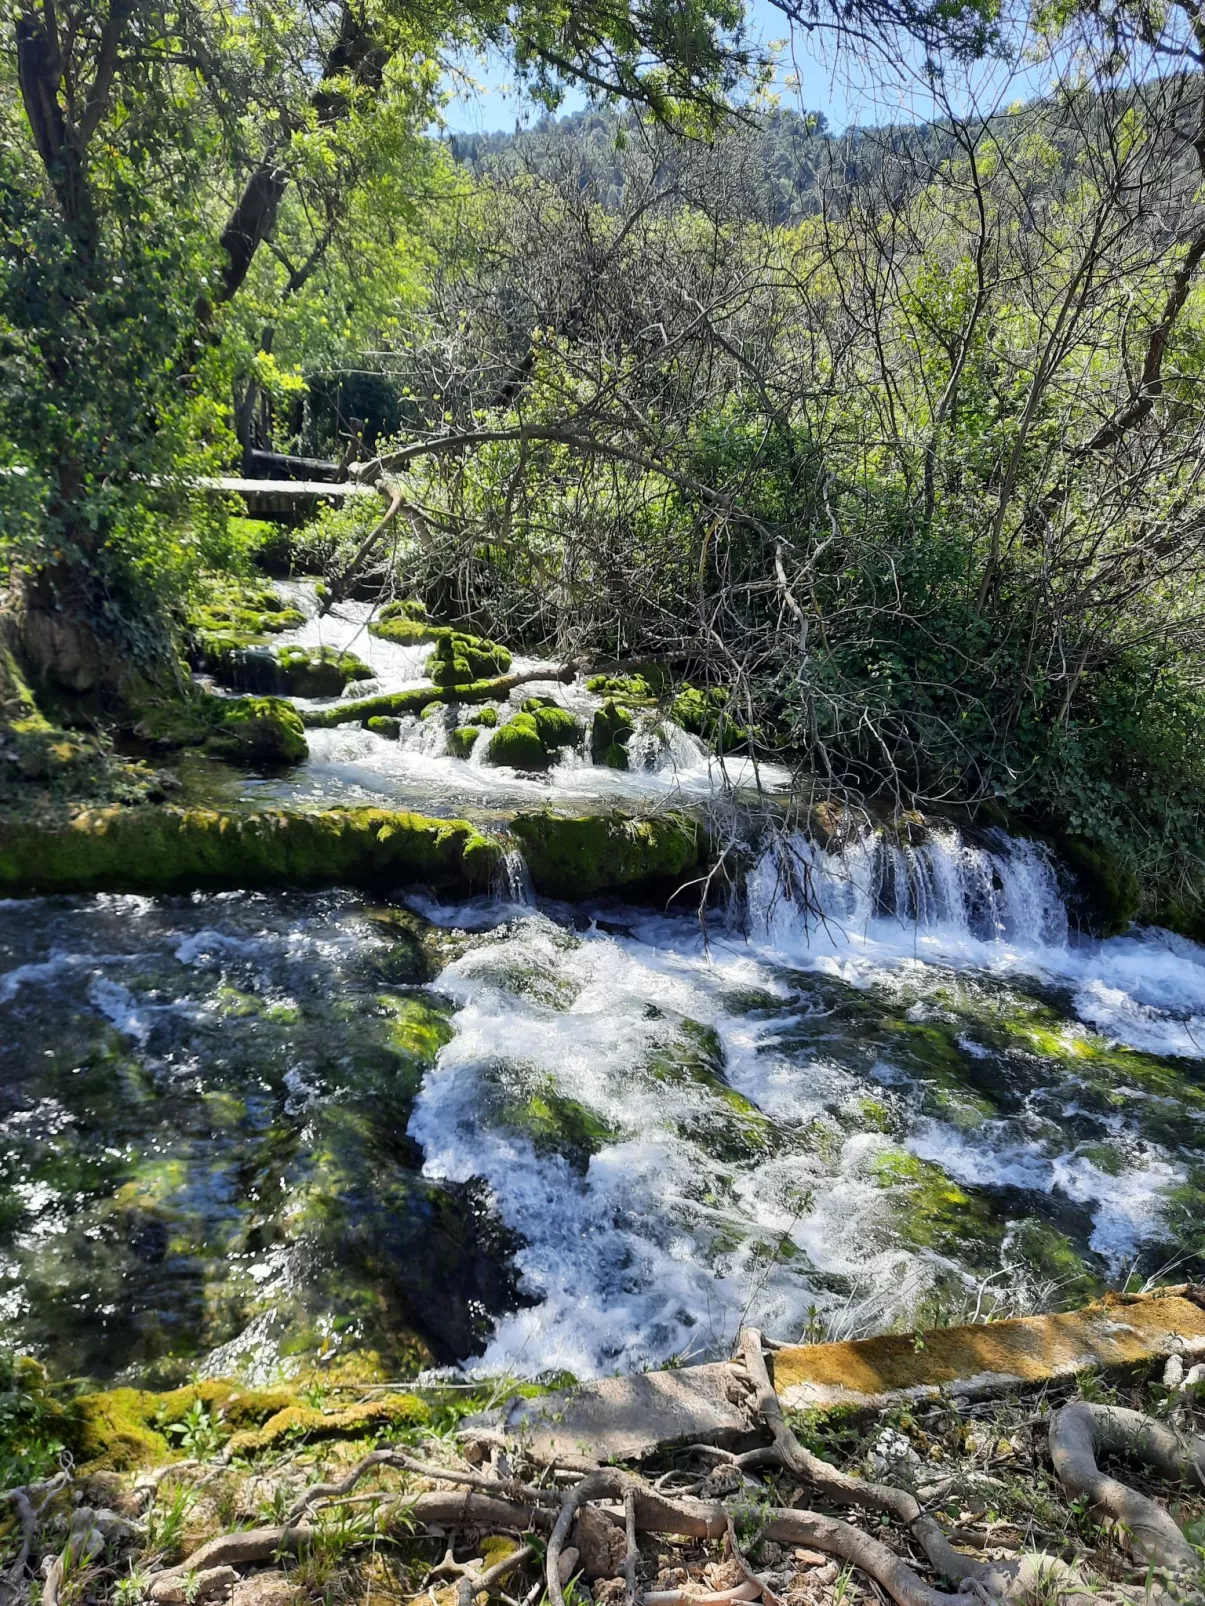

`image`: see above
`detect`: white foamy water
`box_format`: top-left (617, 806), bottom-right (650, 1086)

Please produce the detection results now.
top-left (406, 826), bottom-right (1205, 1377)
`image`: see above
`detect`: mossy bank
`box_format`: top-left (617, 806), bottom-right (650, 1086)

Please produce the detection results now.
top-left (0, 805), bottom-right (501, 896)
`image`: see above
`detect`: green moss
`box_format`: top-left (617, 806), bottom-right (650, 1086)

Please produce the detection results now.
top-left (586, 672), bottom-right (661, 700)
top-left (487, 713), bottom-right (550, 771)
top-left (67, 1379), bottom-right (430, 1470)
top-left (206, 697), bottom-right (308, 764)
top-left (531, 705), bottom-right (581, 749)
top-left (367, 716), bottom-right (401, 739)
top-left (137, 692), bottom-right (307, 765)
top-left (869, 1149), bottom-right (1000, 1260)
top-left (429, 634), bottom-right (513, 688)
top-left (0, 805), bottom-right (502, 897)
top-left (491, 1076), bottom-right (617, 1171)
top-left (673, 685), bottom-right (745, 750)
top-left (1058, 836), bottom-right (1141, 936)
top-left (510, 810), bottom-right (701, 898)
top-left (475, 706), bottom-right (498, 728)
top-left (591, 700), bottom-right (634, 769)
top-left (303, 677), bottom-right (519, 730)
top-left (369, 617), bottom-right (441, 645)
top-left (379, 599), bottom-right (428, 622)
top-left (647, 1020), bottom-right (777, 1161)
top-left (275, 645), bottom-right (373, 698)
top-left (380, 995), bottom-right (455, 1062)
top-left (448, 725), bottom-right (480, 759)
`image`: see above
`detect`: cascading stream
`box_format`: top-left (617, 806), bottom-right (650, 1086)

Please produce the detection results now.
top-left (2, 818), bottom-right (1204, 1385)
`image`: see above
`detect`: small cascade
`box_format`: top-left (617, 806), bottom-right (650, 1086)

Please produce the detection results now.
top-left (626, 715), bottom-right (710, 774)
top-left (494, 847), bottom-right (534, 905)
top-left (748, 824), bottom-right (1068, 950)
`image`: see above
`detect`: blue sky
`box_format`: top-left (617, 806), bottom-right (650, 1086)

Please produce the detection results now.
top-left (438, 0), bottom-right (1052, 136)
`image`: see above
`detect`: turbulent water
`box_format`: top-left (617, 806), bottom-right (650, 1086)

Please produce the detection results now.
top-left (3, 829), bottom-right (1204, 1385)
top-left (3, 582), bottom-right (1204, 1386)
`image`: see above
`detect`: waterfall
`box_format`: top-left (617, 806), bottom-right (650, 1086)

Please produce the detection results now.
top-left (495, 847), bottom-right (534, 905)
top-left (748, 824), bottom-right (1068, 950)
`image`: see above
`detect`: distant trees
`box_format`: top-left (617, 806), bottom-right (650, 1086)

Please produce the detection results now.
top-left (338, 60), bottom-right (1205, 905)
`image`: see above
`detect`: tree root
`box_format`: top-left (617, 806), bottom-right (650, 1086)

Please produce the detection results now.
top-left (1048, 1402), bottom-right (1205, 1572)
top-left (123, 1358), bottom-right (1205, 1606)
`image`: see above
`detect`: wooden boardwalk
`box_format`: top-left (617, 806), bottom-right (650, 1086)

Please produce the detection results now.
top-left (199, 476), bottom-right (377, 516)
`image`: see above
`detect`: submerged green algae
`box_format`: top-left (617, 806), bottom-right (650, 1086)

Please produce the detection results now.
top-left (0, 894), bottom-right (525, 1389)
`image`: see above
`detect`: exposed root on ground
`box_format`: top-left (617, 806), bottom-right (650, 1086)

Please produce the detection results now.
top-left (7, 1341), bottom-right (1205, 1606)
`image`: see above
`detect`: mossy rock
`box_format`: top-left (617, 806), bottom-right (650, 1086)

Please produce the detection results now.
top-left (421, 701), bottom-right (449, 722)
top-left (673, 685), bottom-right (744, 750)
top-left (67, 1379), bottom-right (429, 1470)
top-left (510, 810), bottom-right (701, 898)
top-left (223, 1393), bottom-right (429, 1458)
top-left (448, 726), bottom-right (481, 759)
top-left (591, 701), bottom-right (635, 770)
top-left (647, 1019), bottom-right (777, 1162)
top-left (379, 599), bottom-right (428, 623)
top-left (430, 634), bottom-right (512, 688)
top-left (531, 705), bottom-right (581, 749)
top-left (486, 713), bottom-right (551, 771)
top-left (369, 616), bottom-right (442, 646)
top-left (475, 706), bottom-right (498, 728)
top-left (276, 645), bottom-right (373, 698)
top-left (1057, 836), bottom-right (1141, 936)
top-left (367, 716), bottom-right (401, 739)
top-left (137, 693), bottom-right (307, 766)
top-left (521, 696), bottom-right (557, 712)
top-left (204, 697), bottom-right (308, 765)
top-left (0, 805), bottom-right (502, 896)
top-left (586, 672), bottom-right (661, 700)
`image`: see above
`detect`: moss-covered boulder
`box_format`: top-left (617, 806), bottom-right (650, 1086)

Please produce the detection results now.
top-left (1057, 836), bottom-right (1141, 936)
top-left (367, 715), bottom-right (402, 739)
top-left (0, 805), bottom-right (502, 896)
top-left (379, 599), bottom-right (428, 623)
top-left (276, 645), bottom-right (373, 698)
top-left (66, 1378), bottom-right (430, 1471)
top-left (511, 810), bottom-right (701, 898)
top-left (585, 671), bottom-right (663, 700)
top-left (487, 712), bottom-right (549, 770)
top-left (673, 685), bottom-right (744, 750)
top-left (448, 725), bottom-right (481, 759)
top-left (530, 705), bottom-right (582, 749)
top-left (137, 693), bottom-right (308, 765)
top-left (429, 634), bottom-right (512, 688)
top-left (185, 574), bottom-right (304, 650)
top-left (475, 705), bottom-right (498, 728)
top-left (206, 697), bottom-right (309, 764)
top-left (591, 700), bottom-right (635, 769)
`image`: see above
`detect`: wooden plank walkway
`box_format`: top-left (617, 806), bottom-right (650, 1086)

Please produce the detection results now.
top-left (198, 476), bottom-right (377, 516)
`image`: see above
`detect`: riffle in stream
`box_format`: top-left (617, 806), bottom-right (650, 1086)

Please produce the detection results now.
top-left (3, 825), bottom-right (1204, 1387)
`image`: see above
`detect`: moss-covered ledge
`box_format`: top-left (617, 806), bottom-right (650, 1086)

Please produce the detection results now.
top-left (0, 804), bottom-right (501, 896)
top-left (302, 668), bottom-right (572, 729)
top-left (511, 809), bottom-right (702, 899)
